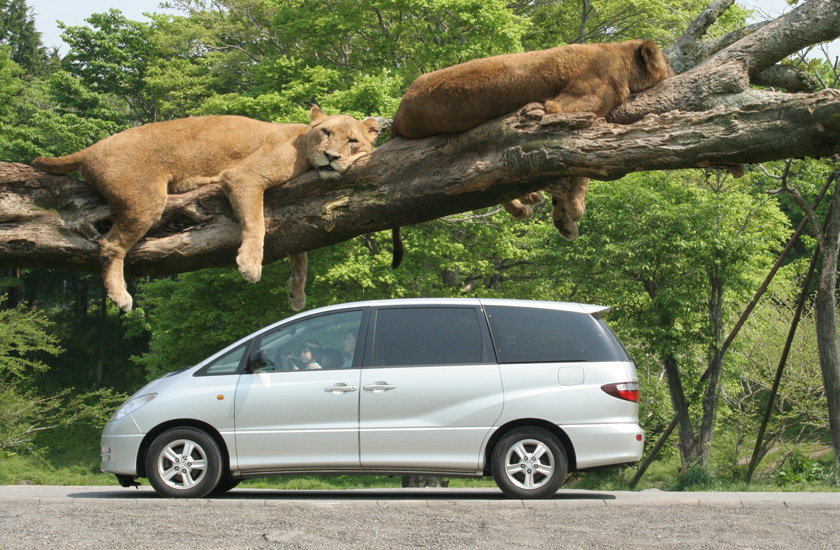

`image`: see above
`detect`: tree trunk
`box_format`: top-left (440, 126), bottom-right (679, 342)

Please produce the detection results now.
top-left (815, 183), bottom-right (840, 464)
top-left (663, 352), bottom-right (699, 464)
top-left (698, 276), bottom-right (725, 466)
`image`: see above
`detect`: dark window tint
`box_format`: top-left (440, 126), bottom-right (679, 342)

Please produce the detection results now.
top-left (485, 306), bottom-right (621, 363)
top-left (372, 307), bottom-right (484, 367)
top-left (596, 318), bottom-right (632, 362)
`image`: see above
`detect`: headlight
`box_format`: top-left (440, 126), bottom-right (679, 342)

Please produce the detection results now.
top-left (110, 394), bottom-right (157, 422)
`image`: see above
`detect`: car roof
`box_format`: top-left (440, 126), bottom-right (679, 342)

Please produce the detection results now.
top-left (281, 297), bottom-right (609, 321)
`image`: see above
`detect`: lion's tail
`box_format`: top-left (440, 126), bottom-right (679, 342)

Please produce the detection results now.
top-left (32, 151), bottom-right (85, 174)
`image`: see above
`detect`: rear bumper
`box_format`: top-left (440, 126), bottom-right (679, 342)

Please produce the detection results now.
top-left (562, 423), bottom-right (644, 470)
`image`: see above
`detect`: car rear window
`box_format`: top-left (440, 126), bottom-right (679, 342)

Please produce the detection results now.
top-left (371, 307), bottom-right (484, 367)
top-left (484, 306), bottom-right (622, 363)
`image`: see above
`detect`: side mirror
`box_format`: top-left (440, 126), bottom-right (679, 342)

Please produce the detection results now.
top-left (248, 350), bottom-right (274, 371)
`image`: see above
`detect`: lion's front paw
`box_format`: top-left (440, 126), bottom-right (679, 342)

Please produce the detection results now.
top-left (109, 288), bottom-right (133, 312)
top-left (518, 102), bottom-right (546, 118)
top-left (237, 252), bottom-right (263, 283)
top-left (553, 217), bottom-right (579, 241)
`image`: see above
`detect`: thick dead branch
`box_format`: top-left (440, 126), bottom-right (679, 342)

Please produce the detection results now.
top-left (3, 89), bottom-right (840, 275)
top-left (611, 0), bottom-right (839, 123)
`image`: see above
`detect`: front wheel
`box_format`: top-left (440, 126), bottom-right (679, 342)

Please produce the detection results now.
top-left (145, 427), bottom-right (223, 498)
top-left (491, 427), bottom-right (568, 499)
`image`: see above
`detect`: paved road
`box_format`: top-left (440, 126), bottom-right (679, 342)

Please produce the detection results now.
top-left (2, 485), bottom-right (840, 549)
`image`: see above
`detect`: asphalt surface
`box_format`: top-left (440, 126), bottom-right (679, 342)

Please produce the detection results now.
top-left (2, 485), bottom-right (840, 549)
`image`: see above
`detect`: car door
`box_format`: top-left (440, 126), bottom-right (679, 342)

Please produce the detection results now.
top-left (233, 308), bottom-right (366, 472)
top-left (358, 305), bottom-right (503, 472)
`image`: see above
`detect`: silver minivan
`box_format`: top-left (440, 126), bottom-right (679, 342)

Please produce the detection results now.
top-left (101, 298), bottom-right (643, 499)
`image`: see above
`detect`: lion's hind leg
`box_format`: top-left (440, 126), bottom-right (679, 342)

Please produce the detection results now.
top-left (288, 252), bottom-right (308, 311)
top-left (98, 189), bottom-right (168, 311)
top-left (547, 176), bottom-right (590, 240)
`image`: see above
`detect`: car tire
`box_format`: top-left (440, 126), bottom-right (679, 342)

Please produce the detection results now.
top-left (491, 427), bottom-right (568, 499)
top-left (146, 427), bottom-right (223, 498)
top-left (210, 476), bottom-right (242, 495)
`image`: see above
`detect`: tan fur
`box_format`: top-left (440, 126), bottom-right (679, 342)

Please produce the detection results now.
top-left (32, 107), bottom-right (379, 312)
top-left (391, 40), bottom-right (673, 238)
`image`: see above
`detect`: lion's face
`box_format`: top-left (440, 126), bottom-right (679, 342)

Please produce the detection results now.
top-left (306, 107), bottom-right (380, 179)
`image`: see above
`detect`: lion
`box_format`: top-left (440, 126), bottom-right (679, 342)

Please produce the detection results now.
top-left (391, 39), bottom-right (673, 244)
top-left (32, 106), bottom-right (380, 312)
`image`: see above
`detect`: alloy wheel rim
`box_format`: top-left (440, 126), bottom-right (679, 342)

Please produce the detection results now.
top-left (157, 438), bottom-right (208, 490)
top-left (504, 438), bottom-right (555, 490)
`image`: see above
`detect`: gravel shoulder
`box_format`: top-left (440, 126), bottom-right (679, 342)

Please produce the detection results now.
top-left (2, 486), bottom-right (840, 549)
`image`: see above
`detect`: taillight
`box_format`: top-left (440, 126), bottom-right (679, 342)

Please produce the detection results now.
top-left (601, 381), bottom-right (640, 403)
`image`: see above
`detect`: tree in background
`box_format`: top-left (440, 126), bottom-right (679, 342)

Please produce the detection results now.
top-left (0, 0), bottom-right (46, 73)
top-left (0, 0), bottom-right (838, 485)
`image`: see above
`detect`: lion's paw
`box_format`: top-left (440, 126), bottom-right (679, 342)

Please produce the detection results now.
top-left (520, 192), bottom-right (544, 206)
top-left (518, 102), bottom-right (546, 117)
top-left (110, 288), bottom-right (133, 312)
top-left (289, 290), bottom-right (306, 311)
top-left (553, 217), bottom-right (579, 241)
top-left (237, 253), bottom-right (263, 283)
top-left (512, 205), bottom-right (533, 219)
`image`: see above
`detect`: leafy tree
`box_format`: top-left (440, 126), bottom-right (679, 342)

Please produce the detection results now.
top-left (59, 9), bottom-right (158, 121)
top-left (0, 307), bottom-right (61, 450)
top-left (0, 47), bottom-right (22, 121)
top-left (0, 0), bottom-right (46, 73)
top-left (542, 171), bottom-right (790, 468)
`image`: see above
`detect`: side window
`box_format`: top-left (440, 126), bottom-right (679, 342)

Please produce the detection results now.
top-left (485, 306), bottom-right (621, 363)
top-left (198, 342), bottom-right (248, 375)
top-left (255, 310), bottom-right (363, 371)
top-left (371, 307), bottom-right (484, 367)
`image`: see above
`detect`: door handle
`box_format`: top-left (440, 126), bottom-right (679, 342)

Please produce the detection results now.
top-left (324, 384), bottom-right (358, 393)
top-left (363, 382), bottom-right (396, 392)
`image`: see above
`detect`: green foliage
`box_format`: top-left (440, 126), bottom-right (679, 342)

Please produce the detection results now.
top-left (0, 307), bottom-right (61, 380)
top-left (0, 0), bottom-right (47, 73)
top-left (676, 460), bottom-right (714, 490)
top-left (59, 9), bottom-right (157, 120)
top-left (3, 0), bottom-right (832, 486)
top-left (0, 47), bottom-right (23, 120)
top-left (773, 452), bottom-right (826, 486)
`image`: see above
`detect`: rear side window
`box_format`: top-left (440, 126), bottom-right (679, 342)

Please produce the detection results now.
top-left (484, 306), bottom-right (621, 363)
top-left (371, 307), bottom-right (484, 367)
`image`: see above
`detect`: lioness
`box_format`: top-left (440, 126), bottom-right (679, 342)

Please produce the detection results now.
top-left (32, 107), bottom-right (380, 312)
top-left (391, 39), bottom-right (673, 241)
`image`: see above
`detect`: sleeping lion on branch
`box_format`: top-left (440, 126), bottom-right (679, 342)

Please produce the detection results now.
top-left (390, 39), bottom-right (673, 262)
top-left (33, 106), bottom-right (380, 312)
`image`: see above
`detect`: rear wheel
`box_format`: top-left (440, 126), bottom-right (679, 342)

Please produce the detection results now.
top-left (146, 427), bottom-right (223, 498)
top-left (491, 427), bottom-right (568, 499)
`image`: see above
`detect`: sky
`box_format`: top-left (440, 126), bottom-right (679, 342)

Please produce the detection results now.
top-left (27, 0), bottom-right (838, 58)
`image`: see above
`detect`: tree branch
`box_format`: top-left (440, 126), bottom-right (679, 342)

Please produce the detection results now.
top-left (1, 0), bottom-right (839, 280)
top-left (3, 87), bottom-right (840, 275)
top-left (610, 0), bottom-right (839, 123)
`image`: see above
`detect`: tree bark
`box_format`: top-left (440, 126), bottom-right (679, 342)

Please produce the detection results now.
top-left (815, 178), bottom-right (840, 463)
top-left (2, 88), bottom-right (840, 274)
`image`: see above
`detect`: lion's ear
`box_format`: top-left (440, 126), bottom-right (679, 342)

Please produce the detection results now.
top-left (362, 118), bottom-right (380, 143)
top-left (638, 40), bottom-right (665, 72)
top-left (309, 105), bottom-right (328, 124)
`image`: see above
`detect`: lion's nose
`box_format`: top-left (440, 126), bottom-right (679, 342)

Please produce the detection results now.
top-left (324, 152), bottom-right (340, 162)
